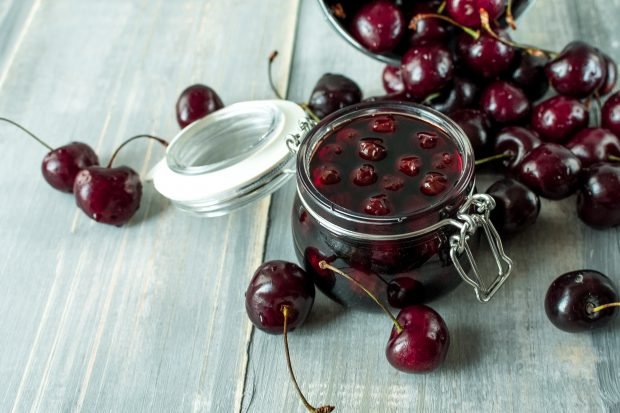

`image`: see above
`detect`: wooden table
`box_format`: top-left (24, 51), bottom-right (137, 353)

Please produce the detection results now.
top-left (1, 1), bottom-right (619, 412)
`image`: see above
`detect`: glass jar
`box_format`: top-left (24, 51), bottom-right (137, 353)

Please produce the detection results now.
top-left (151, 99), bottom-right (511, 306)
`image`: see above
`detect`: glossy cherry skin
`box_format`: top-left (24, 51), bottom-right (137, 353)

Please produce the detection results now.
top-left (350, 0), bottom-right (405, 53)
top-left (577, 163), bottom-right (620, 228)
top-left (308, 73), bottom-right (363, 119)
top-left (545, 270), bottom-right (618, 332)
top-left (566, 128), bottom-right (620, 167)
top-left (387, 277), bottom-right (424, 308)
top-left (456, 31), bottom-right (516, 79)
top-left (480, 81), bottom-right (530, 125)
top-left (494, 126), bottom-right (541, 170)
top-left (425, 76), bottom-right (479, 114)
top-left (408, 1), bottom-right (449, 46)
top-left (245, 261), bottom-right (315, 334)
top-left (446, 0), bottom-right (505, 28)
top-left (449, 109), bottom-right (492, 158)
top-left (73, 166), bottom-right (142, 226)
top-left (41, 142), bottom-right (99, 192)
top-left (516, 143), bottom-right (582, 200)
top-left (509, 52), bottom-right (549, 101)
top-left (546, 41), bottom-right (607, 98)
top-left (599, 53), bottom-right (618, 95)
top-left (176, 84), bottom-right (224, 129)
top-left (401, 44), bottom-right (454, 100)
top-left (386, 305), bottom-right (450, 373)
top-left (531, 96), bottom-right (589, 144)
top-left (382, 65), bottom-right (404, 94)
top-left (486, 178), bottom-right (540, 234)
top-left (602, 91), bottom-right (620, 137)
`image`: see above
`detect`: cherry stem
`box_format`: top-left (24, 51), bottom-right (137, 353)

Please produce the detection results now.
top-left (479, 9), bottom-right (556, 58)
top-left (330, 3), bottom-right (346, 19)
top-left (410, 13), bottom-right (480, 40)
top-left (475, 152), bottom-right (512, 166)
top-left (609, 155), bottom-right (620, 162)
top-left (0, 117), bottom-right (54, 151)
top-left (267, 51), bottom-right (321, 123)
top-left (107, 135), bottom-right (168, 168)
top-left (282, 306), bottom-right (335, 413)
top-left (318, 261), bottom-right (403, 333)
top-left (505, 0), bottom-right (517, 30)
top-left (437, 1), bottom-right (446, 14)
top-left (591, 302), bottom-right (620, 313)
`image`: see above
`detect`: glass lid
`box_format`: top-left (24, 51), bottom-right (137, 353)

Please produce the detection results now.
top-left (151, 100), bottom-right (308, 217)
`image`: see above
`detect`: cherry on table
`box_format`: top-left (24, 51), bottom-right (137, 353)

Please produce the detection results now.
top-left (446, 0), bottom-right (505, 28)
top-left (509, 52), bottom-right (549, 101)
top-left (530, 95), bottom-right (589, 144)
top-left (545, 270), bottom-right (619, 332)
top-left (456, 31), bottom-right (516, 79)
top-left (387, 277), bottom-right (424, 308)
top-left (599, 52), bottom-right (618, 95)
top-left (449, 109), bottom-right (492, 158)
top-left (382, 65), bottom-right (405, 94)
top-left (350, 0), bottom-right (405, 53)
top-left (480, 81), bottom-right (530, 125)
top-left (577, 162), bottom-right (620, 229)
top-left (176, 84), bottom-right (224, 129)
top-left (602, 91), bottom-right (620, 137)
top-left (308, 73), bottom-right (363, 119)
top-left (486, 178), bottom-right (540, 235)
top-left (566, 128), bottom-right (620, 167)
top-left (494, 126), bottom-right (542, 171)
top-left (401, 44), bottom-right (454, 100)
top-left (545, 41), bottom-right (607, 98)
top-left (425, 76), bottom-right (479, 114)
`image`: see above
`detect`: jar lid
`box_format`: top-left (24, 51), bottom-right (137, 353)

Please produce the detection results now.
top-left (151, 100), bottom-right (308, 217)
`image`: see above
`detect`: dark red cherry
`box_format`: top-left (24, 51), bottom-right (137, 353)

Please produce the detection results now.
top-left (531, 96), bottom-right (589, 144)
top-left (516, 143), bottom-right (582, 200)
top-left (577, 163), bottom-right (620, 228)
top-left (408, 1), bottom-right (450, 46)
top-left (304, 247), bottom-right (337, 291)
top-left (480, 81), bottom-right (530, 125)
top-left (313, 165), bottom-right (341, 186)
top-left (418, 131), bottom-right (441, 149)
top-left (546, 41), bottom-right (607, 98)
top-left (335, 127), bottom-right (361, 146)
top-left (386, 305), bottom-right (450, 373)
top-left (387, 277), bottom-right (424, 308)
top-left (401, 44), bottom-right (454, 100)
top-left (176, 84), bottom-right (224, 129)
top-left (245, 260), bottom-right (315, 334)
top-left (399, 156), bottom-right (422, 176)
top-left (602, 91), bottom-right (620, 137)
top-left (566, 128), bottom-right (620, 167)
top-left (456, 31), bottom-right (516, 79)
top-left (352, 164), bottom-right (378, 186)
top-left (545, 270), bottom-right (618, 332)
top-left (599, 53), bottom-right (618, 95)
top-left (317, 143), bottom-right (344, 162)
top-left (432, 152), bottom-right (456, 170)
top-left (364, 194), bottom-right (391, 215)
top-left (359, 138), bottom-right (387, 161)
top-left (486, 178), bottom-right (540, 234)
top-left (382, 65), bottom-right (405, 94)
top-left (371, 115), bottom-right (396, 133)
top-left (425, 76), bottom-right (479, 114)
top-left (509, 52), bottom-right (549, 101)
top-left (446, 0), bottom-right (505, 28)
top-left (308, 74), bottom-right (362, 119)
top-left (41, 142), bottom-right (99, 192)
top-left (350, 0), bottom-right (405, 53)
top-left (382, 175), bottom-right (405, 191)
top-left (73, 166), bottom-right (142, 226)
top-left (494, 126), bottom-right (541, 170)
top-left (449, 109), bottom-right (492, 158)
top-left (420, 172), bottom-right (448, 196)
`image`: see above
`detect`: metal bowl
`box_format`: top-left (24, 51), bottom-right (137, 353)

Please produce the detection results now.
top-left (317, 0), bottom-right (536, 66)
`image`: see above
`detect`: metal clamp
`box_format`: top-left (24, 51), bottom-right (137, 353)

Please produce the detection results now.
top-left (286, 118), bottom-right (316, 154)
top-left (449, 193), bottom-right (513, 303)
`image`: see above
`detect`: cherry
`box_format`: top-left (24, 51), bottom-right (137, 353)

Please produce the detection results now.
top-left (420, 172), bottom-right (448, 196)
top-left (387, 277), bottom-right (424, 308)
top-left (308, 73), bottom-right (363, 119)
top-left (371, 115), bottom-right (396, 133)
top-left (386, 305), bottom-right (450, 373)
top-left (364, 194), bottom-right (392, 215)
top-left (398, 155), bottom-right (422, 176)
top-left (545, 270), bottom-right (618, 332)
top-left (175, 84), bottom-right (224, 129)
top-left (456, 31), bottom-right (516, 79)
top-left (317, 143), bottom-right (344, 162)
top-left (408, 1), bottom-right (450, 46)
top-left (350, 0), bottom-right (405, 53)
top-left (382, 65), bottom-right (404, 94)
top-left (425, 76), bottom-right (479, 114)
top-left (352, 164), bottom-right (378, 186)
top-left (359, 138), bottom-right (387, 161)
top-left (599, 53), bottom-right (618, 95)
top-left (401, 44), bottom-right (454, 100)
top-left (577, 163), bottom-right (620, 229)
top-left (509, 52), bottom-right (549, 101)
top-left (449, 109), bottom-right (492, 158)
top-left (382, 174), bottom-right (405, 191)
top-left (530, 96), bottom-right (589, 144)
top-left (480, 81), bottom-right (530, 125)
top-left (313, 165), bottom-right (341, 186)
top-left (566, 128), bottom-right (620, 167)
top-left (494, 126), bottom-right (541, 170)
top-left (245, 260), bottom-right (315, 334)
top-left (486, 178), bottom-right (540, 234)
top-left (545, 41), bottom-right (607, 98)
top-left (335, 127), bottom-right (361, 146)
top-left (446, 0), bottom-right (505, 28)
top-left (304, 247), bottom-right (337, 291)
top-left (516, 143), bottom-right (582, 200)
top-left (418, 131), bottom-right (441, 149)
top-left (602, 91), bottom-right (620, 137)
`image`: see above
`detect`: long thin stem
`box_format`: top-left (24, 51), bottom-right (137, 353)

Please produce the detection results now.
top-left (410, 13), bottom-right (480, 40)
top-left (437, 0), bottom-right (446, 14)
top-left (0, 117), bottom-right (54, 151)
top-left (318, 261), bottom-right (403, 333)
top-left (591, 302), bottom-right (620, 313)
top-left (609, 155), bottom-right (620, 162)
top-left (475, 152), bottom-right (512, 166)
top-left (282, 306), bottom-right (335, 413)
top-left (505, 0), bottom-right (517, 30)
top-left (107, 135), bottom-right (168, 168)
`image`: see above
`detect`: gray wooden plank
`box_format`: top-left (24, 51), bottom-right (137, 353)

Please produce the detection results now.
top-left (0, 0), bottom-right (300, 412)
top-left (246, 0), bottom-right (620, 412)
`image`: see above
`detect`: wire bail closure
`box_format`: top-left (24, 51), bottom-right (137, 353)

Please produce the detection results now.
top-left (286, 118), bottom-right (316, 154)
top-left (449, 193), bottom-right (512, 303)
